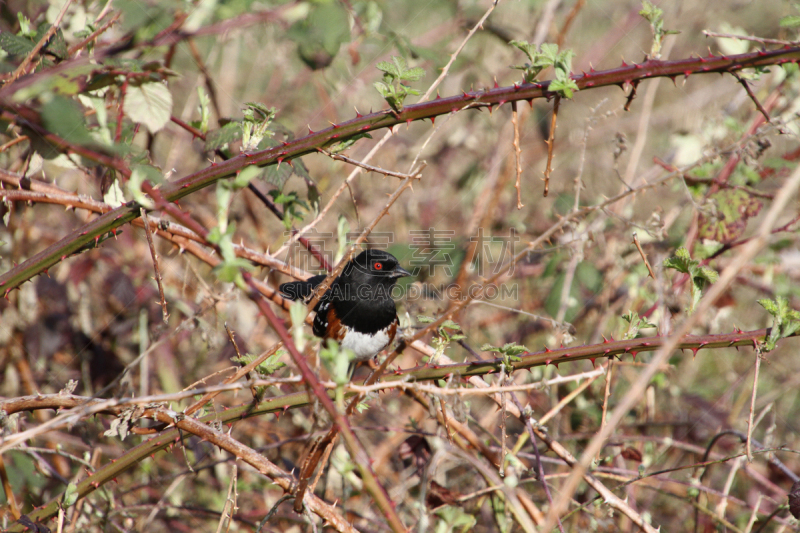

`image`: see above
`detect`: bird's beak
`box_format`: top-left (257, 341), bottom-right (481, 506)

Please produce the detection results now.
top-left (390, 266), bottom-right (412, 278)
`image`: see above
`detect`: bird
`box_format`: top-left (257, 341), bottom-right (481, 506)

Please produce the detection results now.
top-left (279, 249), bottom-right (411, 363)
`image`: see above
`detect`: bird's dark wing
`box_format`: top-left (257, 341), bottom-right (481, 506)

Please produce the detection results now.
top-left (278, 274), bottom-right (327, 301)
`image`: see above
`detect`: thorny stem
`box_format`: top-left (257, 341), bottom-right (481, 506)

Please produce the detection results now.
top-left (3, 45), bottom-right (800, 293)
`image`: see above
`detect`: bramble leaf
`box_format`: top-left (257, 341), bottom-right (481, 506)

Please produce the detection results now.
top-left (758, 296), bottom-right (800, 352)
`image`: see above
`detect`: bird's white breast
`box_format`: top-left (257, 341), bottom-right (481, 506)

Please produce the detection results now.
top-left (340, 326), bottom-right (391, 361)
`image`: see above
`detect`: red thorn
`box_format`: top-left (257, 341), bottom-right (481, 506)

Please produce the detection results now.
top-left (94, 235), bottom-right (100, 245)
top-left (513, 83), bottom-right (520, 91)
top-left (287, 159), bottom-right (294, 168)
top-left (691, 348), bottom-right (699, 358)
top-left (494, 80), bottom-right (499, 88)
top-left (406, 119), bottom-right (412, 126)
top-left (589, 357), bottom-right (597, 368)
top-left (621, 60), bottom-right (628, 67)
top-left (602, 335), bottom-right (609, 343)
top-left (544, 346), bottom-right (552, 353)
top-left (545, 359), bottom-right (552, 366)
top-left (429, 117), bottom-right (435, 125)
top-left (308, 126), bottom-right (315, 134)
top-left (331, 134), bottom-right (339, 139)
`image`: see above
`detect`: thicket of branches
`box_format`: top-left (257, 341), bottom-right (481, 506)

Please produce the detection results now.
top-left (1, 0), bottom-right (800, 531)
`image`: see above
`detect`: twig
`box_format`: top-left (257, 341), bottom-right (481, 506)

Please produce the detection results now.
top-left (214, 463), bottom-right (238, 533)
top-left (67, 12), bottom-right (121, 55)
top-left (140, 208), bottom-right (169, 323)
top-left (746, 347), bottom-right (762, 462)
top-left (537, 369), bottom-right (602, 427)
top-left (6, 0), bottom-right (74, 83)
top-left (598, 360), bottom-right (613, 463)
top-left (556, 0), bottom-right (586, 48)
top-left (0, 135), bottom-right (28, 153)
top-left (703, 30), bottom-right (796, 46)
top-left (187, 37), bottom-right (223, 121)
top-left (731, 71), bottom-right (772, 124)
top-left (510, 394), bottom-right (564, 533)
top-left (632, 232), bottom-right (656, 279)
top-left (318, 149), bottom-right (422, 180)
top-left (542, 95), bottom-right (560, 197)
top-left (511, 101), bottom-right (524, 209)
top-left (419, 0), bottom-right (502, 102)
top-left (714, 456), bottom-right (743, 523)
top-left (623, 80), bottom-right (639, 111)
top-left (532, 0), bottom-right (562, 47)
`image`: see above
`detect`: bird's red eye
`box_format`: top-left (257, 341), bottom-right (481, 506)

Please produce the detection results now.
top-left (374, 262), bottom-right (383, 270)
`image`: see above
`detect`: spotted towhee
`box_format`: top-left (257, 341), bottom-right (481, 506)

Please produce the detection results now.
top-left (279, 250), bottom-right (411, 362)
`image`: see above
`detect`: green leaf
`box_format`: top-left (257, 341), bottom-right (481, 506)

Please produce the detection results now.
top-left (758, 296), bottom-right (800, 352)
top-left (0, 32), bottom-right (34, 56)
top-left (621, 311), bottom-right (656, 340)
top-left (231, 351), bottom-right (286, 376)
top-left (34, 25), bottom-right (68, 59)
top-left (62, 483), bottom-right (79, 507)
top-left (417, 315), bottom-right (435, 324)
top-left (205, 121), bottom-right (241, 151)
top-left (288, 2), bottom-right (350, 70)
top-left (698, 189), bottom-right (762, 243)
top-left (126, 164), bottom-right (164, 209)
top-left (40, 95), bottom-right (95, 146)
top-left (209, 220), bottom-right (256, 285)
top-left (325, 132), bottom-right (372, 154)
top-left (780, 15), bottom-right (800, 28)
top-left (373, 56), bottom-right (425, 112)
top-left (549, 78), bottom-right (578, 99)
top-left (664, 248), bottom-right (719, 313)
top-left (290, 300), bottom-right (308, 351)
top-left (232, 165), bottom-right (260, 189)
top-left (124, 82), bottom-right (173, 133)
top-left (103, 179), bottom-right (126, 208)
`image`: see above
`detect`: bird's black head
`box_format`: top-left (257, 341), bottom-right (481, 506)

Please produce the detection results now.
top-left (344, 249), bottom-right (411, 288)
